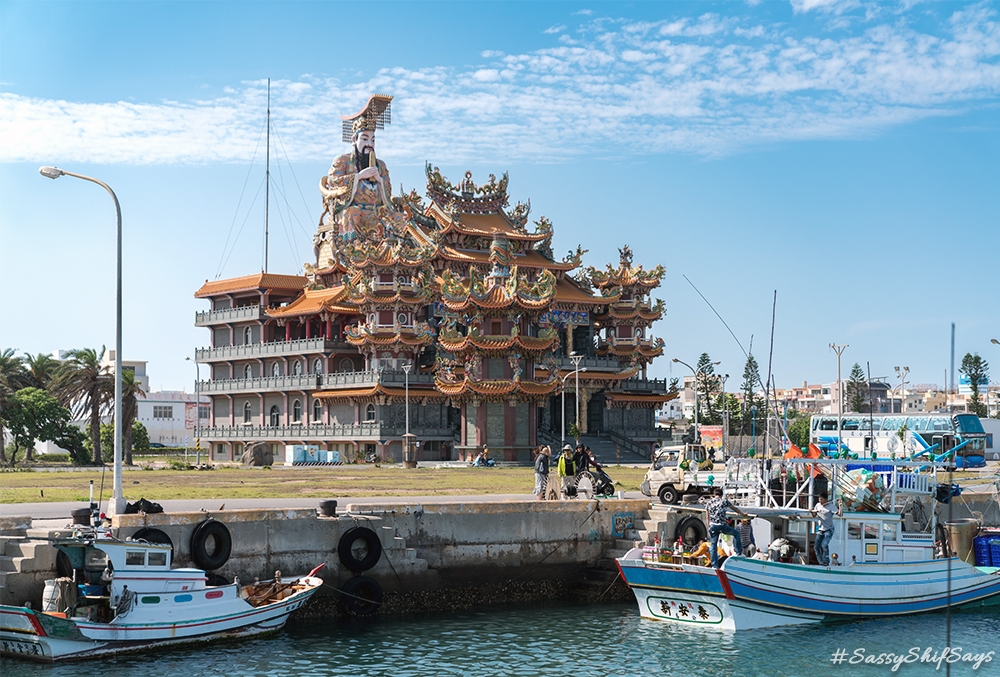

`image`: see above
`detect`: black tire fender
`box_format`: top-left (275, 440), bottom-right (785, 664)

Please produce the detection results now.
top-left (337, 527), bottom-right (383, 573)
top-left (132, 527), bottom-right (175, 563)
top-left (340, 575), bottom-right (383, 616)
top-left (674, 515), bottom-right (708, 548)
top-left (190, 519), bottom-right (232, 571)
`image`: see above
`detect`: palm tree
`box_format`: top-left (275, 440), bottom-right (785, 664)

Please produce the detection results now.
top-left (0, 349), bottom-right (29, 464)
top-left (23, 352), bottom-right (61, 391)
top-left (52, 347), bottom-right (113, 465)
top-left (121, 369), bottom-right (145, 466)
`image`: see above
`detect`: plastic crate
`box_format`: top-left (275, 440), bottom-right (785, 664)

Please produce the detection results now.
top-left (973, 536), bottom-right (993, 567)
top-left (990, 539), bottom-right (1000, 567)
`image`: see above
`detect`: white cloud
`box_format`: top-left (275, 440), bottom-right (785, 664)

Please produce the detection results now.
top-left (790, 0), bottom-right (860, 14)
top-left (544, 24), bottom-right (567, 34)
top-left (572, 9), bottom-right (593, 16)
top-left (3, 3), bottom-right (999, 164)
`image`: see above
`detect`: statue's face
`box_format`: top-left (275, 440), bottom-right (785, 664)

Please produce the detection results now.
top-left (355, 131), bottom-right (375, 155)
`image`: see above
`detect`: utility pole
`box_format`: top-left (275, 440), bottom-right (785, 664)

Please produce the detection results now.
top-left (830, 343), bottom-right (848, 455)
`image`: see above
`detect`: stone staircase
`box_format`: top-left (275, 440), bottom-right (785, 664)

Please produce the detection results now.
top-left (0, 516), bottom-right (58, 607)
top-left (576, 434), bottom-right (649, 466)
top-left (575, 501), bottom-right (663, 602)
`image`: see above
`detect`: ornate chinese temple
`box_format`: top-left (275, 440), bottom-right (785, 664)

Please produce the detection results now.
top-left (194, 95), bottom-right (674, 463)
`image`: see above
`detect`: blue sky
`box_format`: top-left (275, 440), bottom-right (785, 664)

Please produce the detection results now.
top-left (2, 0), bottom-right (998, 394)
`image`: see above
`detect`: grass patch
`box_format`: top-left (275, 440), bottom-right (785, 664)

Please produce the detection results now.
top-left (0, 465), bottom-right (650, 504)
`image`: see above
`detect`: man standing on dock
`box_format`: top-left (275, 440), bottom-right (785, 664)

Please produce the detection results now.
top-left (706, 487), bottom-right (747, 568)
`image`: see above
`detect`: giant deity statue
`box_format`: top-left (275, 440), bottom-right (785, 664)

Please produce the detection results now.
top-left (315, 94), bottom-right (406, 266)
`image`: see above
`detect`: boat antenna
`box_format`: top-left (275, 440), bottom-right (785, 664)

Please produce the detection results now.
top-left (866, 362), bottom-right (875, 443)
top-left (264, 77), bottom-right (271, 273)
top-left (97, 463), bottom-right (107, 520)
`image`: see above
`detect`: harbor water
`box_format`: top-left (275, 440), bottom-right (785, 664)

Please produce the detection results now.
top-left (2, 602), bottom-right (996, 676)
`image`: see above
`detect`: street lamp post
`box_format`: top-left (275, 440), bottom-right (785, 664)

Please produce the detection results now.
top-left (401, 362), bottom-right (417, 468)
top-left (185, 356), bottom-right (202, 463)
top-left (721, 374), bottom-right (729, 459)
top-left (561, 353), bottom-right (586, 446)
top-left (894, 366), bottom-right (910, 415)
top-left (830, 343), bottom-right (848, 455)
top-left (40, 166), bottom-right (125, 516)
top-left (989, 340), bottom-right (998, 418)
top-left (672, 358), bottom-right (720, 443)
top-left (402, 363), bottom-right (411, 436)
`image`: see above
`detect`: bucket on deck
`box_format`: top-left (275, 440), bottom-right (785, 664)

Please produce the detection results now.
top-left (42, 579), bottom-right (59, 612)
top-left (945, 519), bottom-right (979, 564)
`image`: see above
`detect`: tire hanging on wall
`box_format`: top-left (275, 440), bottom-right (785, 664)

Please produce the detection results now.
top-left (337, 527), bottom-right (383, 573)
top-left (674, 515), bottom-right (708, 548)
top-left (190, 519), bottom-right (232, 571)
top-left (340, 575), bottom-right (383, 616)
top-left (132, 527), bottom-right (175, 563)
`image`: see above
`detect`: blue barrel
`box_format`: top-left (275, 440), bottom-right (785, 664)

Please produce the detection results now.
top-left (973, 536), bottom-right (993, 566)
top-left (990, 539), bottom-right (1000, 567)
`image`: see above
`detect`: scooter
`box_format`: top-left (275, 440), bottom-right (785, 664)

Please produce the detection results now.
top-left (576, 460), bottom-right (616, 497)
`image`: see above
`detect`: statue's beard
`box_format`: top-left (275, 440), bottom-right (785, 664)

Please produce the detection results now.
top-left (356, 148), bottom-right (372, 169)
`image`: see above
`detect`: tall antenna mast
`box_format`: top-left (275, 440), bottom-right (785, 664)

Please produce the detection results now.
top-left (264, 77), bottom-right (271, 273)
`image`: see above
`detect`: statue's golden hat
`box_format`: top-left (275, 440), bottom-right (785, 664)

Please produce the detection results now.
top-left (342, 94), bottom-right (393, 142)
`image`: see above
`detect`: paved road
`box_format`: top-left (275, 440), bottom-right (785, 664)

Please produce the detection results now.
top-left (0, 492), bottom-right (648, 520)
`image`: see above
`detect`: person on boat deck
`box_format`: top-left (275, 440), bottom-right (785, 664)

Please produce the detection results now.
top-left (810, 491), bottom-right (842, 566)
top-left (735, 518), bottom-right (756, 556)
top-left (706, 487), bottom-right (748, 568)
top-left (557, 445), bottom-right (577, 498)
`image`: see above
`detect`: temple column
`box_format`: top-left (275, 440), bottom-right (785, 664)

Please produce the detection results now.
top-left (228, 395), bottom-right (234, 426)
top-left (284, 393), bottom-right (289, 426)
top-left (285, 322), bottom-right (292, 342)
top-left (259, 394), bottom-right (265, 427)
top-left (305, 319), bottom-right (312, 339)
top-left (326, 319), bottom-right (332, 340)
top-left (565, 324), bottom-right (574, 355)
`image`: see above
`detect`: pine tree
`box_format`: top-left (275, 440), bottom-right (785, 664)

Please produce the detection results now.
top-left (740, 354), bottom-right (762, 433)
top-left (846, 363), bottom-right (868, 413)
top-left (960, 353), bottom-right (990, 417)
top-left (695, 353), bottom-right (719, 424)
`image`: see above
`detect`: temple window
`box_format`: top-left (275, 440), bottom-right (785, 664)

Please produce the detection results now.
top-left (313, 359), bottom-right (323, 375)
top-left (269, 405), bottom-right (280, 427)
top-left (377, 273), bottom-right (393, 286)
top-left (271, 362), bottom-right (281, 377)
top-left (491, 320), bottom-right (502, 335)
top-left (397, 312), bottom-right (411, 327)
top-left (339, 358), bottom-right (355, 373)
top-left (378, 310), bottom-right (393, 326)
top-left (366, 403), bottom-right (376, 421)
top-left (292, 400), bottom-right (302, 423)
top-left (618, 325), bottom-right (633, 339)
top-left (243, 326), bottom-right (253, 345)
top-left (243, 402), bottom-right (252, 424)
top-left (313, 400), bottom-right (323, 422)
top-left (293, 360), bottom-right (303, 376)
top-left (244, 364), bottom-right (253, 379)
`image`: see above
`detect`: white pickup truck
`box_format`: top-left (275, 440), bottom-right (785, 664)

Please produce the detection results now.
top-left (639, 444), bottom-right (721, 504)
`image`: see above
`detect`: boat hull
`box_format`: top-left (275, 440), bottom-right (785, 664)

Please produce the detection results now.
top-left (0, 576), bottom-right (322, 662)
top-left (618, 554), bottom-right (1000, 631)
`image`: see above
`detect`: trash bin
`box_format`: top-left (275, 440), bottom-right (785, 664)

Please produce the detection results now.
top-left (945, 519), bottom-right (979, 564)
top-left (402, 433), bottom-right (418, 469)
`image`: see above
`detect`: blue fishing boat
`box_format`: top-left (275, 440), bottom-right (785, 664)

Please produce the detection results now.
top-left (618, 459), bottom-right (1000, 630)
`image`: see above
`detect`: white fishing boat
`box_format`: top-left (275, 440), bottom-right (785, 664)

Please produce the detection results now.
top-left (618, 458), bottom-right (1000, 630)
top-left (0, 526), bottom-right (324, 662)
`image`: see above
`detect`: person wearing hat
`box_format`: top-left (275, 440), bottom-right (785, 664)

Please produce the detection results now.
top-left (557, 445), bottom-right (577, 499)
top-left (533, 446), bottom-right (551, 500)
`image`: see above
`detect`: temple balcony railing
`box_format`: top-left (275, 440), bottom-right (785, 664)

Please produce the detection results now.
top-left (555, 356), bottom-right (621, 370)
top-left (195, 305), bottom-right (264, 326)
top-left (195, 338), bottom-right (354, 362)
top-left (617, 378), bottom-right (670, 393)
top-left (318, 369), bottom-right (436, 390)
top-left (197, 374), bottom-right (322, 394)
top-left (200, 423), bottom-right (457, 442)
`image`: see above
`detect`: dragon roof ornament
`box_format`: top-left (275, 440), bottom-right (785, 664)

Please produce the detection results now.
top-left (426, 165), bottom-right (510, 214)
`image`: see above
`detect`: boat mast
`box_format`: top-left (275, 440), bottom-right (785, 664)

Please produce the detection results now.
top-left (264, 77), bottom-right (271, 273)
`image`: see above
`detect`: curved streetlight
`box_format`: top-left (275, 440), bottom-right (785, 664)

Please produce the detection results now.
top-left (40, 166), bottom-right (125, 516)
top-left (672, 358), bottom-right (720, 443)
top-left (185, 356), bottom-right (203, 463)
top-left (561, 353), bottom-right (586, 447)
top-left (830, 343), bottom-right (848, 453)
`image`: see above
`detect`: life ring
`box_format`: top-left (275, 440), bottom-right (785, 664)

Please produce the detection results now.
top-left (340, 575), bottom-right (383, 616)
top-left (190, 519), bottom-right (232, 571)
top-left (674, 515), bottom-right (708, 548)
top-left (337, 526), bottom-right (383, 573)
top-left (132, 527), bottom-right (175, 562)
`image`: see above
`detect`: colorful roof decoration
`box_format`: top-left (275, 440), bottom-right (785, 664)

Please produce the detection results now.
top-left (266, 285), bottom-right (354, 318)
top-left (440, 266), bottom-right (557, 312)
top-left (587, 245), bottom-right (665, 291)
top-left (313, 383), bottom-right (445, 403)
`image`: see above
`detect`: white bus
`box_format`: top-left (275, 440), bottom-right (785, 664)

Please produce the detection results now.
top-left (809, 412), bottom-right (987, 469)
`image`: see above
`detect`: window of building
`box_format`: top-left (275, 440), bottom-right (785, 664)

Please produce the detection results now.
top-left (398, 312), bottom-right (410, 326)
top-left (243, 326), bottom-right (253, 345)
top-left (153, 405), bottom-right (174, 419)
top-left (243, 401), bottom-right (252, 424)
top-left (339, 358), bottom-right (355, 373)
top-left (293, 360), bottom-right (303, 376)
top-left (313, 399), bottom-right (322, 422)
top-left (198, 405), bottom-right (210, 420)
top-left (378, 310), bottom-right (393, 326)
top-left (365, 403), bottom-right (376, 421)
top-left (313, 359), bottom-right (323, 375)
top-left (491, 320), bottom-right (502, 335)
top-left (244, 364), bottom-right (253, 379)
top-left (271, 362), bottom-right (281, 377)
top-left (292, 399), bottom-right (302, 423)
